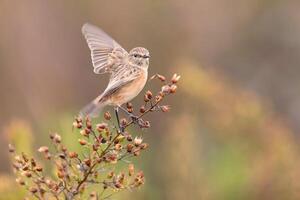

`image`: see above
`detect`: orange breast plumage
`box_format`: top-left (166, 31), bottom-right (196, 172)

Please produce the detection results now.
top-left (109, 71), bottom-right (148, 106)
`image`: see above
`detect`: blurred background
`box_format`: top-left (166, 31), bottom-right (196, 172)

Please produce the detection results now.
top-left (1, 0), bottom-right (300, 199)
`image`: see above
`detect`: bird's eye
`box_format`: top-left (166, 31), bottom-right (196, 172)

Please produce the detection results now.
top-left (133, 54), bottom-right (138, 58)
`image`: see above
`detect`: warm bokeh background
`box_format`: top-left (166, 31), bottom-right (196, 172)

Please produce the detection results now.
top-left (1, 0), bottom-right (300, 199)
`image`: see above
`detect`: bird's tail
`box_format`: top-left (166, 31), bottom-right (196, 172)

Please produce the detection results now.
top-left (79, 96), bottom-right (105, 118)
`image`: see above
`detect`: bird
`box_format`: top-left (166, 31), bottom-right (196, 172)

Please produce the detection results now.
top-left (80, 23), bottom-right (150, 122)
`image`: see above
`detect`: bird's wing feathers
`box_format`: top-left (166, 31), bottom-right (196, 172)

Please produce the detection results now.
top-left (99, 65), bottom-right (143, 101)
top-left (82, 23), bottom-right (128, 74)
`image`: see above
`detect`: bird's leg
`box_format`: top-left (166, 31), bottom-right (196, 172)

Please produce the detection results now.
top-left (118, 106), bottom-right (139, 124)
top-left (114, 107), bottom-right (123, 133)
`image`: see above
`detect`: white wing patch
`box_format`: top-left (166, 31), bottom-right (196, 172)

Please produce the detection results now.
top-left (82, 23), bottom-right (128, 74)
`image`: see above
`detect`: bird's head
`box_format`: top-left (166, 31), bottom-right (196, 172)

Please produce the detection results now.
top-left (128, 47), bottom-right (150, 68)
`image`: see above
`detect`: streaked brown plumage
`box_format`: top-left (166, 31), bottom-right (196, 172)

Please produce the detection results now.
top-left (80, 23), bottom-right (150, 118)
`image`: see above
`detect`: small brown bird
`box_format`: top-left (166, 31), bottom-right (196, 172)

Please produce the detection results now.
top-left (80, 23), bottom-right (150, 119)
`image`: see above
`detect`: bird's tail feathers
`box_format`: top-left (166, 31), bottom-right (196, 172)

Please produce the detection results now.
top-left (79, 97), bottom-right (105, 118)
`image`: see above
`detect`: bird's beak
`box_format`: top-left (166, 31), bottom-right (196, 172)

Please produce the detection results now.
top-left (143, 55), bottom-right (150, 58)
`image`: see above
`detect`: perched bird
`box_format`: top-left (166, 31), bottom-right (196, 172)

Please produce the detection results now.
top-left (80, 23), bottom-right (150, 120)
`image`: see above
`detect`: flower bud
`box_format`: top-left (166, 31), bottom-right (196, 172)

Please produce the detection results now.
top-left (57, 171), bottom-right (64, 179)
top-left (146, 90), bottom-right (153, 99)
top-left (16, 178), bottom-right (25, 186)
top-left (144, 94), bottom-right (150, 102)
top-left (22, 171), bottom-right (32, 178)
top-left (126, 102), bottom-right (133, 109)
top-left (155, 95), bottom-right (163, 103)
top-left (107, 171), bottom-right (115, 179)
top-left (140, 143), bottom-right (149, 150)
top-left (157, 74), bottom-right (166, 82)
top-left (126, 134), bottom-right (133, 142)
top-left (114, 143), bottom-right (122, 151)
top-left (68, 151), bottom-right (78, 158)
top-left (128, 164), bottom-right (134, 176)
top-left (104, 111), bottom-right (111, 120)
top-left (53, 133), bottom-right (61, 143)
top-left (161, 85), bottom-right (171, 93)
top-left (38, 146), bottom-right (49, 153)
top-left (84, 159), bottom-right (91, 167)
top-left (121, 118), bottom-right (127, 126)
top-left (78, 139), bottom-right (87, 145)
top-left (86, 118), bottom-right (92, 129)
top-left (96, 123), bottom-right (108, 132)
top-left (127, 144), bottom-right (134, 153)
top-left (171, 73), bottom-right (181, 83)
top-left (133, 150), bottom-right (140, 156)
top-left (170, 84), bottom-right (177, 93)
top-left (35, 166), bottom-right (43, 172)
top-left (134, 137), bottom-right (143, 147)
top-left (29, 187), bottom-right (38, 193)
top-left (80, 129), bottom-right (90, 137)
top-left (8, 144), bottom-right (15, 153)
top-left (160, 105), bottom-right (170, 112)
top-left (140, 106), bottom-right (146, 113)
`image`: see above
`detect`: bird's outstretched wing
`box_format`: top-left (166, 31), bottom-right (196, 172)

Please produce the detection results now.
top-left (82, 23), bottom-right (128, 74)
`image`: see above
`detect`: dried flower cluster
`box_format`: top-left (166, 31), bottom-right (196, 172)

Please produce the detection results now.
top-left (9, 73), bottom-right (180, 199)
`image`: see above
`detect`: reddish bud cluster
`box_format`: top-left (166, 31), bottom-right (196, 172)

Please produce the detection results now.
top-left (9, 72), bottom-right (180, 200)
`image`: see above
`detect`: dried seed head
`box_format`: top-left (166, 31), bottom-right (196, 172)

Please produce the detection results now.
top-left (8, 144), bottom-right (15, 153)
top-left (155, 95), bottom-right (163, 103)
top-left (107, 171), bottom-right (115, 179)
top-left (121, 118), bottom-right (127, 126)
top-left (22, 164), bottom-right (29, 171)
top-left (80, 129), bottom-right (90, 137)
top-left (22, 171), bottom-right (32, 178)
top-left (16, 178), bottom-right (25, 186)
top-left (35, 166), bottom-right (43, 172)
top-left (127, 107), bottom-right (133, 113)
top-left (38, 146), bottom-right (49, 153)
top-left (106, 153), bottom-right (117, 164)
top-left (104, 111), bottom-right (111, 120)
top-left (69, 151), bottom-right (78, 158)
top-left (144, 121), bottom-right (151, 128)
top-left (144, 94), bottom-right (150, 102)
top-left (126, 102), bottom-right (133, 109)
top-left (93, 144), bottom-right (99, 151)
top-left (30, 158), bottom-right (36, 167)
top-left (126, 134), bottom-right (133, 142)
top-left (140, 143), bottom-right (149, 150)
top-left (114, 143), bottom-right (122, 151)
top-left (86, 118), bottom-right (92, 129)
top-left (29, 187), bottom-right (38, 194)
top-left (170, 84), bottom-right (177, 93)
top-left (133, 150), bottom-right (140, 156)
top-left (45, 152), bottom-right (51, 160)
top-left (22, 153), bottom-right (29, 162)
top-left (14, 155), bottom-right (23, 163)
top-left (134, 137), bottom-right (143, 147)
top-left (96, 123), bottom-right (108, 132)
top-left (53, 133), bottom-right (61, 143)
top-left (84, 159), bottom-right (91, 167)
top-left (114, 182), bottom-right (123, 189)
top-left (128, 164), bottom-right (134, 176)
top-left (127, 144), bottom-right (134, 153)
top-left (171, 73), bottom-right (181, 83)
top-left (157, 74), bottom-right (166, 82)
top-left (140, 106), bottom-right (146, 113)
top-left (146, 90), bottom-right (153, 99)
top-left (160, 105), bottom-right (170, 112)
top-left (161, 85), bottom-right (171, 93)
top-left (90, 192), bottom-right (97, 198)
top-left (57, 171), bottom-right (64, 179)
top-left (78, 139), bottom-right (87, 145)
